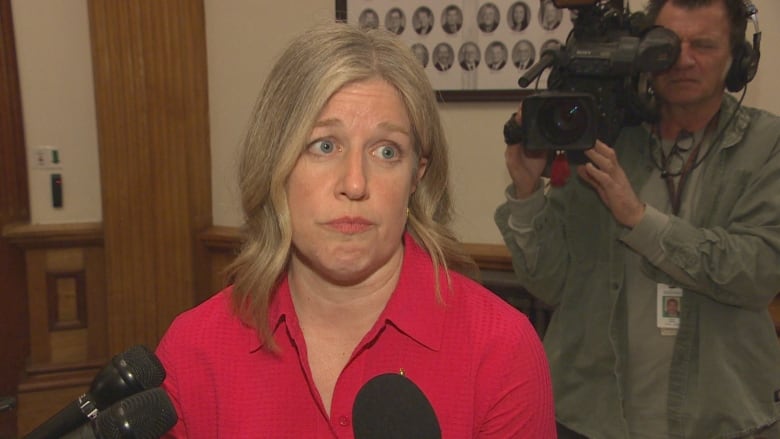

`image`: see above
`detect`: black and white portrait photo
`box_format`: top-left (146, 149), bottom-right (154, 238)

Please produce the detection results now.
top-left (512, 39), bottom-right (536, 69)
top-left (458, 42), bottom-right (481, 71)
top-left (411, 43), bottom-right (429, 68)
top-left (508, 1), bottom-right (530, 31)
top-left (358, 8), bottom-right (379, 29)
top-left (385, 7), bottom-right (406, 34)
top-left (538, 0), bottom-right (563, 31)
top-left (441, 5), bottom-right (463, 34)
top-left (433, 43), bottom-right (455, 71)
top-left (412, 6), bottom-right (434, 35)
top-left (477, 3), bottom-right (500, 33)
top-left (486, 41), bottom-right (508, 70)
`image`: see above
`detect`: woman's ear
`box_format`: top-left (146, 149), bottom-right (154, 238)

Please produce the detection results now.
top-left (412, 157), bottom-right (429, 193)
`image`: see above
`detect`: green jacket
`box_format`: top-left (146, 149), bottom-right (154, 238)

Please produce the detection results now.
top-left (495, 95), bottom-right (780, 438)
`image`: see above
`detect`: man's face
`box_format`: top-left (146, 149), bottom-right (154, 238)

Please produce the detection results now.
top-left (464, 45), bottom-right (478, 62)
top-left (413, 46), bottom-right (426, 64)
top-left (446, 10), bottom-right (459, 26)
top-left (388, 11), bottom-right (401, 29)
top-left (651, 1), bottom-right (733, 109)
top-left (436, 48), bottom-right (452, 65)
top-left (490, 46), bottom-right (504, 62)
top-left (363, 12), bottom-right (378, 28)
top-left (417, 11), bottom-right (431, 27)
top-left (518, 43), bottom-right (531, 59)
top-left (483, 8), bottom-right (497, 24)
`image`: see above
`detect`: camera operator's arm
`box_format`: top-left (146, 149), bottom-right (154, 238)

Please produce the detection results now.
top-left (497, 110), bottom-right (568, 307)
top-left (622, 134), bottom-right (780, 311)
top-left (576, 141), bottom-right (646, 228)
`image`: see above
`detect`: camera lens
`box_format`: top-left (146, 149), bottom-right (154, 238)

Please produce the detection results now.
top-left (538, 98), bottom-right (590, 146)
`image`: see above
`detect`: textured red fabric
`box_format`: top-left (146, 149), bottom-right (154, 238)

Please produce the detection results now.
top-left (156, 233), bottom-right (555, 438)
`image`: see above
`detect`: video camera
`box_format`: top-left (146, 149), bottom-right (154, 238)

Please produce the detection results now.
top-left (518, 0), bottom-right (680, 162)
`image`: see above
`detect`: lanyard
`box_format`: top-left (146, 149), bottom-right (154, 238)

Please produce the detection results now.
top-left (657, 116), bottom-right (717, 215)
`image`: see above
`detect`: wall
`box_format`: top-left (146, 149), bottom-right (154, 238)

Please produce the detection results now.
top-left (11, 0), bottom-right (101, 223)
top-left (12, 0), bottom-right (780, 245)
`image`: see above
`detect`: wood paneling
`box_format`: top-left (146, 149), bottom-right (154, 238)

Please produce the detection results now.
top-left (2, 223), bottom-right (106, 436)
top-left (3, 223), bottom-right (108, 367)
top-left (0, 0), bottom-right (29, 437)
top-left (87, 0), bottom-right (212, 352)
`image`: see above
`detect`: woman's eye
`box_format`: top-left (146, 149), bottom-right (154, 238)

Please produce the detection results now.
top-left (309, 139), bottom-right (337, 154)
top-left (375, 145), bottom-right (399, 160)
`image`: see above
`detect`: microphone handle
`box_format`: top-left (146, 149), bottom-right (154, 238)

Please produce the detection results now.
top-left (24, 398), bottom-right (91, 439)
top-left (518, 51), bottom-right (557, 88)
top-left (61, 423), bottom-right (98, 439)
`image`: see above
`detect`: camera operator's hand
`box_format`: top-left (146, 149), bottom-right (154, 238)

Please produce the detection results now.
top-left (577, 141), bottom-right (645, 228)
top-left (505, 110), bottom-right (550, 199)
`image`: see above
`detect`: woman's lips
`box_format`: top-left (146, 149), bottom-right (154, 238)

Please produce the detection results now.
top-left (326, 217), bottom-right (374, 234)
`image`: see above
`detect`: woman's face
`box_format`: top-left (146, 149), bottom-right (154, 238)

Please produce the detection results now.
top-left (286, 78), bottom-right (427, 285)
top-left (513, 5), bottom-right (526, 22)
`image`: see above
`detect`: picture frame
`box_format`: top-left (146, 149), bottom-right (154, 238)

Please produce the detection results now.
top-left (335, 0), bottom-right (573, 102)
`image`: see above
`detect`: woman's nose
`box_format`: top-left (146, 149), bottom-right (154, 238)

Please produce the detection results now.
top-left (336, 149), bottom-right (368, 200)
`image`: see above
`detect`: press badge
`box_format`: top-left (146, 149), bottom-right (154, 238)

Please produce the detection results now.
top-left (657, 283), bottom-right (682, 336)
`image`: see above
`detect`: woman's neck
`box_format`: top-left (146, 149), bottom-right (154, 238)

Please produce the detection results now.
top-left (287, 248), bottom-right (403, 332)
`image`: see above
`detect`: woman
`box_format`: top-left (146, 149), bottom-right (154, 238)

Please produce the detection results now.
top-left (157, 23), bottom-right (554, 438)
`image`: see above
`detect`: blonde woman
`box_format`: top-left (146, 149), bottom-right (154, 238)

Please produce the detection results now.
top-left (158, 23), bottom-right (554, 438)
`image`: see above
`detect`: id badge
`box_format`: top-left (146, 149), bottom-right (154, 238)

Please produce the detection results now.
top-left (657, 283), bottom-right (682, 336)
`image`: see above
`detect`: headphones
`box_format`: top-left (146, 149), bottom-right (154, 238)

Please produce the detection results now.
top-left (725, 0), bottom-right (761, 92)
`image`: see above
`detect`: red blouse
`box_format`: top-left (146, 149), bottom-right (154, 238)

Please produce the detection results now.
top-left (157, 233), bottom-right (555, 438)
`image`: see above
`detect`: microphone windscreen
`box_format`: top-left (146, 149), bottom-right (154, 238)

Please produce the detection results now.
top-left (90, 345), bottom-right (166, 409)
top-left (93, 387), bottom-right (178, 439)
top-left (352, 373), bottom-right (441, 439)
top-left (115, 345), bottom-right (167, 390)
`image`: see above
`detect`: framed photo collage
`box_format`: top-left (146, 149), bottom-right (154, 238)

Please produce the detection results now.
top-left (336, 0), bottom-right (573, 101)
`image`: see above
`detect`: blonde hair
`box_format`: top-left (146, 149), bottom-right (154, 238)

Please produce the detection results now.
top-left (227, 22), bottom-right (476, 349)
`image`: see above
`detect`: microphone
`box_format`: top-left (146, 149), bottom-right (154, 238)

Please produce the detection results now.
top-left (352, 373), bottom-right (441, 439)
top-left (25, 345), bottom-right (166, 439)
top-left (62, 387), bottom-right (177, 439)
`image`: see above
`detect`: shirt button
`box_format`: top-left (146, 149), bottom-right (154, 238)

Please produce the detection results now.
top-left (338, 415), bottom-right (350, 427)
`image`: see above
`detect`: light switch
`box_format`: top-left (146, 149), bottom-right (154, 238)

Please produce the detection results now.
top-left (51, 173), bottom-right (63, 208)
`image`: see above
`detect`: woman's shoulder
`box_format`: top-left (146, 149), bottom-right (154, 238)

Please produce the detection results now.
top-left (160, 286), bottom-right (248, 345)
top-left (447, 270), bottom-right (534, 333)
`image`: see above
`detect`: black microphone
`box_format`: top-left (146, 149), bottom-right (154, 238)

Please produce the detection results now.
top-left (62, 387), bottom-right (177, 439)
top-left (24, 345), bottom-right (166, 439)
top-left (352, 373), bottom-right (441, 439)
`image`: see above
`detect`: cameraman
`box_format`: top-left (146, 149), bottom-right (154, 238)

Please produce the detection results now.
top-left (495, 0), bottom-right (780, 438)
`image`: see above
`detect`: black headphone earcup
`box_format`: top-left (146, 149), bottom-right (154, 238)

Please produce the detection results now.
top-left (726, 41), bottom-right (759, 92)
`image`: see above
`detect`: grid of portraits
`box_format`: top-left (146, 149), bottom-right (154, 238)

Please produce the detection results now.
top-left (348, 1), bottom-right (573, 91)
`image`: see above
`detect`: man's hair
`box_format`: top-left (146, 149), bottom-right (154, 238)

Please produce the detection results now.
top-left (227, 22), bottom-right (475, 349)
top-left (645, 0), bottom-right (749, 53)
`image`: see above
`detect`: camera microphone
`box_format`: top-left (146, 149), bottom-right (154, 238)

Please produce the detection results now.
top-left (519, 50), bottom-right (559, 88)
top-left (352, 373), bottom-right (441, 439)
top-left (24, 345), bottom-right (166, 439)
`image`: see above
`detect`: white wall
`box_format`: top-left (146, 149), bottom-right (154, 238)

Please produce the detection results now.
top-left (11, 0), bottom-right (101, 224)
top-left (13, 0), bottom-right (780, 244)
